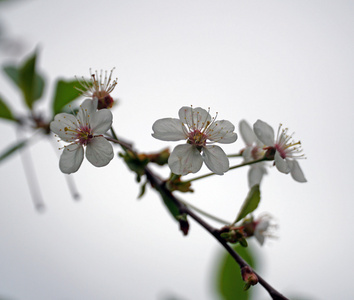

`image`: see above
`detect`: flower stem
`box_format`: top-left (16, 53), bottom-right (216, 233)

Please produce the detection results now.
top-left (177, 198), bottom-right (231, 225)
top-left (186, 158), bottom-right (267, 183)
top-left (106, 127), bottom-right (134, 150)
top-left (227, 153), bottom-right (243, 158)
top-left (229, 157), bottom-right (266, 170)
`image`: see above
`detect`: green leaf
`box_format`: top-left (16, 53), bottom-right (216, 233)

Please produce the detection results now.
top-left (216, 244), bottom-right (256, 300)
top-left (19, 52), bottom-right (44, 108)
top-left (160, 192), bottom-right (180, 220)
top-left (0, 95), bottom-right (16, 121)
top-left (3, 52), bottom-right (45, 109)
top-left (235, 185), bottom-right (261, 223)
top-left (33, 72), bottom-right (45, 101)
top-left (52, 79), bottom-right (84, 115)
top-left (0, 140), bottom-right (27, 163)
top-left (158, 188), bottom-right (189, 235)
top-left (138, 180), bottom-right (147, 199)
top-left (3, 65), bottom-right (20, 85)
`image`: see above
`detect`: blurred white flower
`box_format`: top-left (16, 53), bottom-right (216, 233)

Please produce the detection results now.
top-left (254, 215), bottom-right (276, 246)
top-left (253, 119), bottom-right (306, 182)
top-left (50, 99), bottom-right (114, 174)
top-left (152, 106), bottom-right (237, 175)
top-left (239, 120), bottom-right (267, 187)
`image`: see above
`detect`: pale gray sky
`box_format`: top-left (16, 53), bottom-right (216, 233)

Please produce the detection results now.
top-left (0, 0), bottom-right (353, 299)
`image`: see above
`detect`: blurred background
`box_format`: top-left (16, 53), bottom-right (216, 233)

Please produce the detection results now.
top-left (0, 0), bottom-right (353, 299)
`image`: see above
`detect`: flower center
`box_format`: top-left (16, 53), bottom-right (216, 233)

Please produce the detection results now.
top-left (65, 125), bottom-right (93, 146)
top-left (187, 130), bottom-right (207, 148)
top-left (251, 145), bottom-right (265, 160)
top-left (275, 124), bottom-right (304, 159)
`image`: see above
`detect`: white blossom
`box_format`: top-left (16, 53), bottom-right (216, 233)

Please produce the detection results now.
top-left (253, 119), bottom-right (306, 182)
top-left (239, 120), bottom-right (267, 187)
top-left (254, 215), bottom-right (276, 246)
top-left (152, 106), bottom-right (237, 175)
top-left (50, 99), bottom-right (114, 174)
top-left (76, 68), bottom-right (117, 109)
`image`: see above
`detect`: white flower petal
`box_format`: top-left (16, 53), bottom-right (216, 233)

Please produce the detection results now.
top-left (77, 99), bottom-right (97, 126)
top-left (242, 147), bottom-right (253, 162)
top-left (168, 144), bottom-right (203, 175)
top-left (248, 164), bottom-right (267, 188)
top-left (253, 120), bottom-right (275, 146)
top-left (50, 113), bottom-right (78, 141)
top-left (254, 231), bottom-right (265, 246)
top-left (152, 118), bottom-right (187, 141)
top-left (275, 152), bottom-right (290, 174)
top-left (239, 120), bottom-right (258, 146)
top-left (257, 219), bottom-right (270, 231)
top-left (178, 106), bottom-right (211, 130)
top-left (86, 136), bottom-right (114, 167)
top-left (208, 120), bottom-right (237, 144)
top-left (59, 144), bottom-right (84, 174)
top-left (289, 160), bottom-right (307, 182)
top-left (90, 109), bottom-right (113, 134)
top-left (254, 219), bottom-right (270, 246)
top-left (202, 145), bottom-right (229, 175)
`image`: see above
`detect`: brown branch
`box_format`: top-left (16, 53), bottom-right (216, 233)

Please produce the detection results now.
top-left (144, 166), bottom-right (289, 300)
top-left (108, 134), bottom-right (289, 300)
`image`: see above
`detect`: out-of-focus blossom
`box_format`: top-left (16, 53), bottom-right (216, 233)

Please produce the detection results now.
top-left (239, 120), bottom-right (267, 187)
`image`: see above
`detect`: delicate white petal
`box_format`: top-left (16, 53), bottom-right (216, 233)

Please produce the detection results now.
top-left (254, 219), bottom-right (269, 246)
top-left (239, 120), bottom-right (258, 146)
top-left (289, 160), bottom-right (307, 182)
top-left (242, 147), bottom-right (253, 162)
top-left (253, 120), bottom-right (275, 146)
top-left (81, 98), bottom-right (97, 114)
top-left (77, 99), bottom-right (97, 126)
top-left (152, 118), bottom-right (187, 141)
top-left (50, 113), bottom-right (78, 141)
top-left (86, 136), bottom-right (114, 167)
top-left (208, 120), bottom-right (237, 144)
top-left (178, 106), bottom-right (211, 130)
top-left (202, 145), bottom-right (229, 175)
top-left (59, 144), bottom-right (84, 174)
top-left (254, 231), bottom-right (265, 246)
top-left (275, 152), bottom-right (290, 174)
top-left (257, 219), bottom-right (270, 231)
top-left (90, 109), bottom-right (113, 134)
top-left (168, 144), bottom-right (203, 175)
top-left (248, 164), bottom-right (267, 188)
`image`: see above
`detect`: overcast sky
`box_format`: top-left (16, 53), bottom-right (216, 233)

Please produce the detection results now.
top-left (0, 1), bottom-right (354, 299)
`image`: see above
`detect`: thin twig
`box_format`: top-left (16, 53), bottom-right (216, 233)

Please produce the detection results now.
top-left (185, 157), bottom-right (267, 183)
top-left (144, 166), bottom-right (289, 300)
top-left (108, 133), bottom-right (289, 300)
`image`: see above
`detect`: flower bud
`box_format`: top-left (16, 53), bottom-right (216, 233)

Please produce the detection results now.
top-left (241, 266), bottom-right (258, 290)
top-left (96, 94), bottom-right (114, 110)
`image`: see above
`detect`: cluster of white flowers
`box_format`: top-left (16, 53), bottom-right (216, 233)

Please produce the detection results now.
top-left (50, 68), bottom-right (306, 189)
top-left (51, 69), bottom-right (118, 174)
